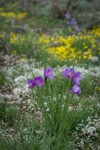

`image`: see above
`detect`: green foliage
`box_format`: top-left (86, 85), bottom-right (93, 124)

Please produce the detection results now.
top-left (0, 1), bottom-right (100, 149)
top-left (81, 76), bottom-right (97, 96)
top-left (0, 71), bottom-right (6, 85)
top-left (0, 102), bottom-right (19, 126)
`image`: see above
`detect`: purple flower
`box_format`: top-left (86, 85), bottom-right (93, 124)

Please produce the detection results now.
top-left (72, 72), bottom-right (81, 85)
top-left (63, 68), bottom-right (74, 79)
top-left (70, 18), bottom-right (77, 25)
top-left (44, 67), bottom-right (54, 79)
top-left (27, 79), bottom-right (36, 89)
top-left (72, 31), bottom-right (76, 35)
top-left (33, 77), bottom-right (44, 87)
top-left (74, 25), bottom-right (80, 31)
top-left (65, 12), bottom-right (70, 19)
top-left (72, 85), bottom-right (81, 94)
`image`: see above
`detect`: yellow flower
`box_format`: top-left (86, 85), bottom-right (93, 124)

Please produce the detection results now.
top-left (0, 11), bottom-right (27, 19)
top-left (83, 55), bottom-right (87, 59)
top-left (11, 50), bottom-right (16, 55)
top-left (0, 12), bottom-right (16, 18)
top-left (20, 58), bottom-right (25, 62)
top-left (17, 12), bottom-right (27, 19)
top-left (47, 58), bottom-right (50, 60)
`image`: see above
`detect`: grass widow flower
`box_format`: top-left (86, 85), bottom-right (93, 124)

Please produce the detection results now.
top-left (72, 72), bottom-right (81, 85)
top-left (65, 12), bottom-right (70, 19)
top-left (33, 77), bottom-right (44, 87)
top-left (44, 67), bottom-right (54, 80)
top-left (70, 18), bottom-right (77, 25)
top-left (72, 85), bottom-right (81, 95)
top-left (63, 68), bottom-right (74, 79)
top-left (27, 79), bottom-right (36, 89)
top-left (74, 25), bottom-right (80, 31)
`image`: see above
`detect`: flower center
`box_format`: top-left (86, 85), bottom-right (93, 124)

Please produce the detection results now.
top-left (29, 83), bottom-right (32, 87)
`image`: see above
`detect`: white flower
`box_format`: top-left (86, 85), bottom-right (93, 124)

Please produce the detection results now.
top-left (87, 126), bottom-right (96, 135)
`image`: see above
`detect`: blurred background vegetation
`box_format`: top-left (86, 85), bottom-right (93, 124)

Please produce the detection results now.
top-left (0, 0), bottom-right (100, 65)
top-left (0, 0), bottom-right (100, 30)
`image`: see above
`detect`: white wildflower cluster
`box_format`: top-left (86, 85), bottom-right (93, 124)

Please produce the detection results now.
top-left (54, 65), bottom-right (100, 78)
top-left (73, 116), bottom-right (100, 149)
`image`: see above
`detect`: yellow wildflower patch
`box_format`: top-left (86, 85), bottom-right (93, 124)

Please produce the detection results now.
top-left (89, 27), bottom-right (100, 37)
top-left (0, 11), bottom-right (27, 19)
top-left (10, 33), bottom-right (26, 44)
top-left (38, 28), bottom-right (100, 62)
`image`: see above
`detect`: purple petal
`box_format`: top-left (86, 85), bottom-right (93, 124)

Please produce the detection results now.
top-left (27, 79), bottom-right (36, 89)
top-left (63, 68), bottom-right (74, 79)
top-left (33, 77), bottom-right (44, 87)
top-left (72, 85), bottom-right (81, 94)
top-left (72, 72), bottom-right (81, 84)
top-left (65, 12), bottom-right (70, 19)
top-left (44, 67), bottom-right (54, 79)
top-left (74, 25), bottom-right (80, 31)
top-left (70, 18), bottom-right (77, 25)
